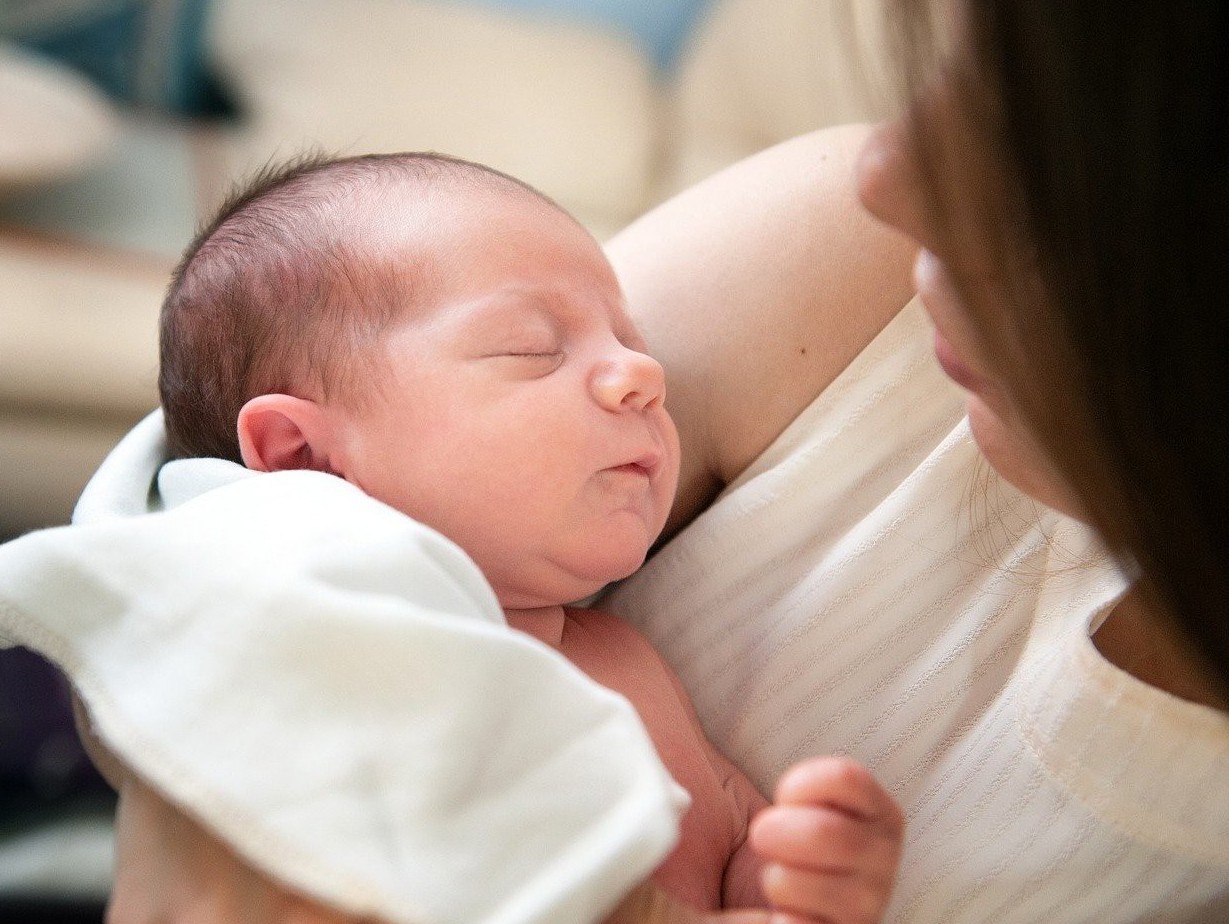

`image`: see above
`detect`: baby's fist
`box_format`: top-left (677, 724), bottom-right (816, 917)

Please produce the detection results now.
top-left (748, 757), bottom-right (903, 924)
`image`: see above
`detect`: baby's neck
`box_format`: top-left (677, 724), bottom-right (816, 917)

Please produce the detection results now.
top-left (504, 605), bottom-right (568, 648)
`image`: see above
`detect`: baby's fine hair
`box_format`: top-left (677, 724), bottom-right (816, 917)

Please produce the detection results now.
top-left (159, 151), bottom-right (555, 462)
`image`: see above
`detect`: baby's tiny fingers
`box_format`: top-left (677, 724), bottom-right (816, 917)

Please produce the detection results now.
top-left (775, 758), bottom-right (902, 833)
top-left (761, 863), bottom-right (892, 924)
top-left (749, 805), bottom-right (899, 875)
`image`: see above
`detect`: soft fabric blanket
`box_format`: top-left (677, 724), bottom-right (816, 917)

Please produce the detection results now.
top-left (0, 410), bottom-right (684, 924)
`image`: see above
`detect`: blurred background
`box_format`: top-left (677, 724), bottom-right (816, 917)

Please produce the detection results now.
top-left (0, 0), bottom-right (890, 919)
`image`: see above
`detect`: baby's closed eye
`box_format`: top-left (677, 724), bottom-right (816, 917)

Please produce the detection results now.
top-left (486, 349), bottom-right (565, 374)
top-left (500, 349), bottom-right (560, 359)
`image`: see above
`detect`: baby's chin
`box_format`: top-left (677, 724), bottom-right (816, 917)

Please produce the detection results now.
top-left (494, 547), bottom-right (651, 610)
top-left (571, 542), bottom-right (652, 589)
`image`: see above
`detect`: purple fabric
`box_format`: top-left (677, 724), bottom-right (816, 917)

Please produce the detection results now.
top-left (0, 647), bottom-right (106, 798)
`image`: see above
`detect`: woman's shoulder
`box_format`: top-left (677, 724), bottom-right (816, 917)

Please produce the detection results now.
top-left (606, 125), bottom-right (917, 538)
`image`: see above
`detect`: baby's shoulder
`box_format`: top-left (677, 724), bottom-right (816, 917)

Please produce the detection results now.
top-left (563, 605), bottom-right (655, 647)
top-left (561, 606), bottom-right (679, 685)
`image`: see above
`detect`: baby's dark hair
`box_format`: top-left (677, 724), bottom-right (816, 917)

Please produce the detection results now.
top-left (160, 151), bottom-right (554, 462)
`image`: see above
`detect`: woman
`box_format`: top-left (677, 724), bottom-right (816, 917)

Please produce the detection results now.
top-left (105, 2), bottom-right (1229, 922)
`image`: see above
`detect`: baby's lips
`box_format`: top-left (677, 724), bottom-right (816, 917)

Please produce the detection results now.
top-left (627, 448), bottom-right (666, 478)
top-left (605, 460), bottom-right (653, 479)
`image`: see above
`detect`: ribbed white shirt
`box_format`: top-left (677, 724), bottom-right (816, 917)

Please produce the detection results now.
top-left (605, 298), bottom-right (1229, 923)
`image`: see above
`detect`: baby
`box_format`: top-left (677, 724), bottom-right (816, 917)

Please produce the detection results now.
top-left (158, 151), bottom-right (903, 918)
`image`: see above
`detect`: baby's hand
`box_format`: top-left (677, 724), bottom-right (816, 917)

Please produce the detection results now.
top-left (747, 757), bottom-right (904, 924)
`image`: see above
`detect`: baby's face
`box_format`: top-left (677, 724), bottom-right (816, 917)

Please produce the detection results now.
top-left (333, 184), bottom-right (680, 609)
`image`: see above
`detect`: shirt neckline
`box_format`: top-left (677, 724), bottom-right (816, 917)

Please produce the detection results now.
top-left (1015, 521), bottom-right (1229, 869)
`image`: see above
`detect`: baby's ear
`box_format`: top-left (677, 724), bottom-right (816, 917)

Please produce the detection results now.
top-left (237, 394), bottom-right (337, 474)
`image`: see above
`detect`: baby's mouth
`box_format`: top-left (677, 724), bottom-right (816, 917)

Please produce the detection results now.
top-left (607, 462), bottom-right (652, 479)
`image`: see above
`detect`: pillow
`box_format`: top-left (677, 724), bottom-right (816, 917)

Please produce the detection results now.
top-left (206, 0), bottom-right (663, 238)
top-left (0, 42), bottom-right (119, 189)
top-left (453, 0), bottom-right (715, 70)
top-left (658, 0), bottom-right (894, 196)
top-left (0, 0), bottom-right (225, 116)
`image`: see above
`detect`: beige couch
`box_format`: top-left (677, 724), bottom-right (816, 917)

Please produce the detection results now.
top-left (0, 0), bottom-right (891, 536)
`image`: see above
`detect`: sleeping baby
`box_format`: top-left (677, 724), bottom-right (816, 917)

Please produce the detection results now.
top-left (156, 150), bottom-right (904, 919)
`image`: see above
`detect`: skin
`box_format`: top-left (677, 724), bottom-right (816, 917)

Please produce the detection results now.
top-left (239, 182), bottom-right (681, 611)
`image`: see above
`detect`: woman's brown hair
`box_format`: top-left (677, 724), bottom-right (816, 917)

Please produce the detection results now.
top-left (889, 2), bottom-right (1229, 691)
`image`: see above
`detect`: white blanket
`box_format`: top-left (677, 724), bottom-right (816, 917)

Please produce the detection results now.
top-left (0, 411), bottom-right (685, 924)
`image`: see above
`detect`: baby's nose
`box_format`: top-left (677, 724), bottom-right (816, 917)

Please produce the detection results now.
top-left (591, 349), bottom-right (666, 412)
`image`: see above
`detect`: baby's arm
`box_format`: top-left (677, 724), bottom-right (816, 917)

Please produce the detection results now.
top-left (746, 758), bottom-right (904, 924)
top-left (614, 751), bottom-right (904, 924)
top-left (718, 753), bottom-right (903, 921)
top-left (649, 642), bottom-right (901, 919)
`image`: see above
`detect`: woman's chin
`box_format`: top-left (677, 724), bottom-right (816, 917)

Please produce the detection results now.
top-left (966, 396), bottom-right (1084, 519)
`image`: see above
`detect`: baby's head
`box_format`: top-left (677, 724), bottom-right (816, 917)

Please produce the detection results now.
top-left (161, 152), bottom-right (680, 608)
top-left (162, 152), bottom-right (543, 463)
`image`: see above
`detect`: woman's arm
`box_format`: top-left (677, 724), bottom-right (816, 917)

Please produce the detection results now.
top-left (606, 124), bottom-right (916, 538)
top-left (107, 776), bottom-right (768, 924)
top-left (107, 775), bottom-right (362, 924)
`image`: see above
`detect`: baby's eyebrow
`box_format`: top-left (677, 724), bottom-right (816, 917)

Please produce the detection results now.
top-left (461, 285), bottom-right (635, 345)
top-left (457, 291), bottom-right (561, 335)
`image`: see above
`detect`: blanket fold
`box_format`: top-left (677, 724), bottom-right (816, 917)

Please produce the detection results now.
top-left (0, 410), bottom-right (683, 924)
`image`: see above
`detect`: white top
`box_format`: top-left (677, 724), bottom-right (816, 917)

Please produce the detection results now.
top-left (605, 298), bottom-right (1229, 923)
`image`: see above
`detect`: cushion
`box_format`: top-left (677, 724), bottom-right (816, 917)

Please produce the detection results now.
top-left (0, 0), bottom-right (224, 116)
top-left (0, 42), bottom-right (119, 190)
top-left (0, 232), bottom-right (165, 531)
top-left (658, 0), bottom-right (894, 197)
top-left (204, 0), bottom-right (661, 238)
top-left (454, 0), bottom-right (715, 70)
